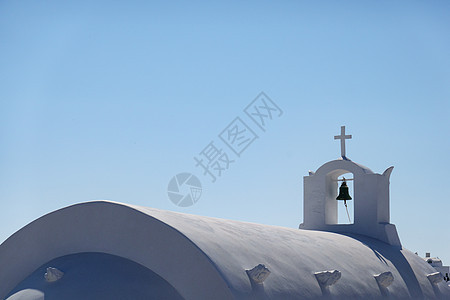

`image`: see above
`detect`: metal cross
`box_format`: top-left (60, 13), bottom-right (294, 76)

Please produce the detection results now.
top-left (334, 126), bottom-right (352, 158)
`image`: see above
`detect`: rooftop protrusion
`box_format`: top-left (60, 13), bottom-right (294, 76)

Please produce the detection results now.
top-left (44, 267), bottom-right (64, 283)
top-left (374, 271), bottom-right (394, 288)
top-left (315, 270), bottom-right (341, 287)
top-left (246, 264), bottom-right (271, 284)
top-left (427, 272), bottom-right (443, 285)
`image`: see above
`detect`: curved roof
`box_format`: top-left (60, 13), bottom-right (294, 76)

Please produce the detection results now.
top-left (1, 201), bottom-right (449, 299)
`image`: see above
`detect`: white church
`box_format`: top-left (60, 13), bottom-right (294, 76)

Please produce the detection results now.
top-left (1, 127), bottom-right (449, 299)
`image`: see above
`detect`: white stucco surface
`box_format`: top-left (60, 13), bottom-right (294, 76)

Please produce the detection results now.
top-left (301, 159), bottom-right (401, 246)
top-left (1, 201), bottom-right (449, 299)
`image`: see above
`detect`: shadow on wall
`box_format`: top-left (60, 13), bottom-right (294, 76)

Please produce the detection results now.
top-left (347, 234), bottom-right (424, 299)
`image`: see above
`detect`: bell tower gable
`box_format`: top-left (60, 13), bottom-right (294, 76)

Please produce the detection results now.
top-left (299, 127), bottom-right (401, 247)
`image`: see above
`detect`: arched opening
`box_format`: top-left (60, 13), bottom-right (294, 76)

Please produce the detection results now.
top-left (6, 252), bottom-right (184, 300)
top-left (0, 201), bottom-right (235, 300)
top-left (325, 169), bottom-right (355, 225)
top-left (336, 174), bottom-right (354, 224)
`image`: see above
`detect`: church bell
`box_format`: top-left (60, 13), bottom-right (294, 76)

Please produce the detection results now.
top-left (336, 178), bottom-right (352, 205)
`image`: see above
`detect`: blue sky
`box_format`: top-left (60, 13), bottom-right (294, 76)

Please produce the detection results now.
top-left (1, 1), bottom-right (449, 264)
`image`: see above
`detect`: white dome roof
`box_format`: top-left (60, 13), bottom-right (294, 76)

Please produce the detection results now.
top-left (0, 201), bottom-right (449, 299)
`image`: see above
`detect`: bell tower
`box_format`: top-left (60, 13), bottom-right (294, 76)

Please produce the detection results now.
top-left (299, 126), bottom-right (401, 247)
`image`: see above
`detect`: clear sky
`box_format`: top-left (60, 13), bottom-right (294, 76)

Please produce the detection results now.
top-left (1, 1), bottom-right (449, 264)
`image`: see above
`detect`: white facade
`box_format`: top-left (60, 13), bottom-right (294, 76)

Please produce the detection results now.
top-left (299, 157), bottom-right (401, 246)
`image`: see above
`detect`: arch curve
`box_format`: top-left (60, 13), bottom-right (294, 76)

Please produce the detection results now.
top-left (315, 159), bottom-right (374, 177)
top-left (0, 201), bottom-right (234, 300)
